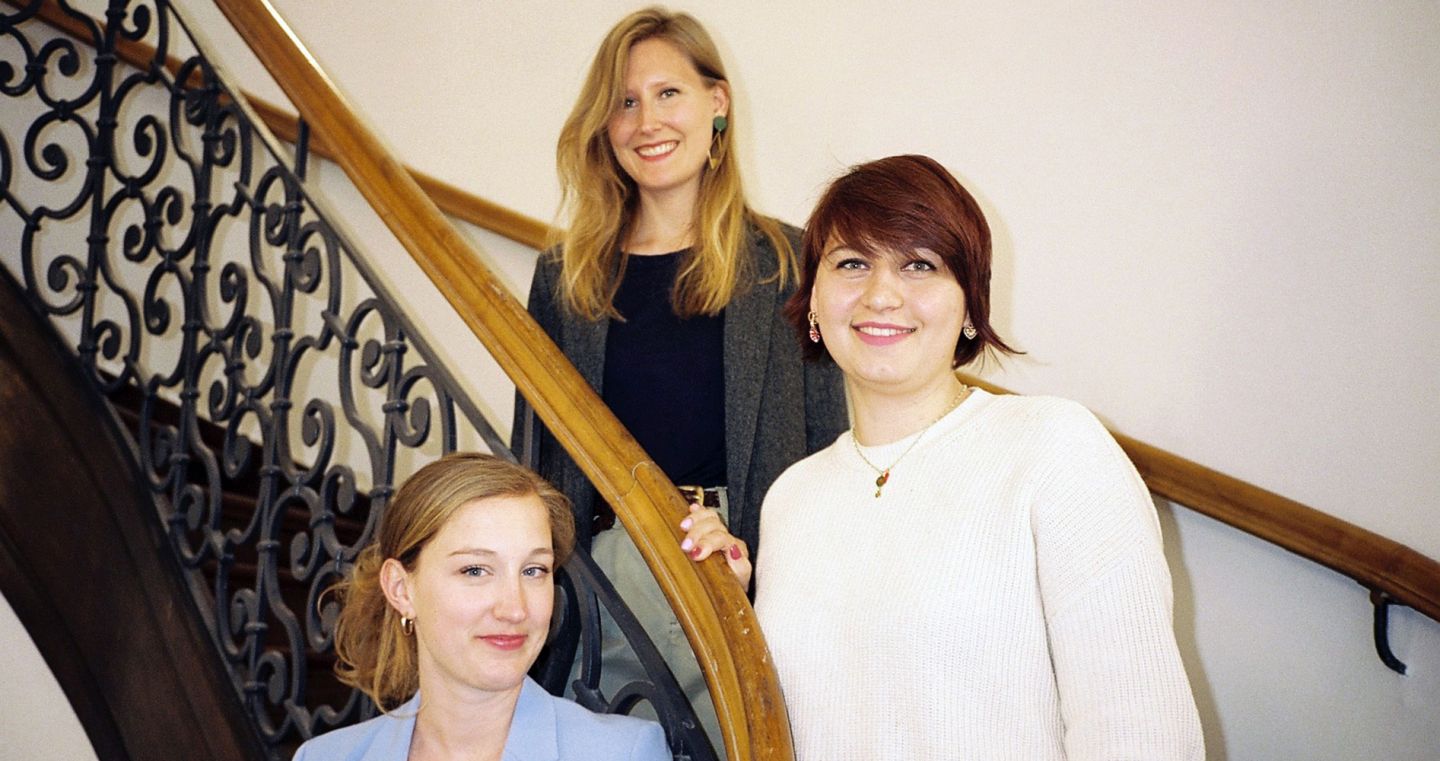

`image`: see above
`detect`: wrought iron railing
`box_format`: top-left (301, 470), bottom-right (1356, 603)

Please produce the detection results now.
top-left (0, 2), bottom-right (715, 758)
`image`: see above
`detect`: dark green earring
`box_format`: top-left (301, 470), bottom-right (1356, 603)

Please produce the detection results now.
top-left (712, 115), bottom-right (728, 133)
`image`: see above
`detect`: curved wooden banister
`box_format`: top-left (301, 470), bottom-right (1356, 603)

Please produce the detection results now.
top-left (1117, 433), bottom-right (1440, 623)
top-left (206, 0), bottom-right (788, 759)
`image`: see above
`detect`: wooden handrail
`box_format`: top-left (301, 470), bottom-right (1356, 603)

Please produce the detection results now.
top-left (956, 377), bottom-right (1440, 624)
top-left (203, 1), bottom-right (789, 759)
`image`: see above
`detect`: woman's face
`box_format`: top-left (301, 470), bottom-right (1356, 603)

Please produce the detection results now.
top-left (810, 241), bottom-right (967, 399)
top-left (606, 37), bottom-right (728, 202)
top-left (384, 493), bottom-right (555, 698)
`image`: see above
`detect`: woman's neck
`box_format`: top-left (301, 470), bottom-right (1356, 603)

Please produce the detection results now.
top-left (626, 184), bottom-right (700, 254)
top-left (849, 373), bottom-right (968, 446)
top-left (408, 680), bottom-right (522, 761)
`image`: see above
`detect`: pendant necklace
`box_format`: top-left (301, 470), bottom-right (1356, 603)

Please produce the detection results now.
top-left (852, 384), bottom-right (968, 498)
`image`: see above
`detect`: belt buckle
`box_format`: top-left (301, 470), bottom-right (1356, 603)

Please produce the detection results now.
top-left (677, 484), bottom-right (705, 506)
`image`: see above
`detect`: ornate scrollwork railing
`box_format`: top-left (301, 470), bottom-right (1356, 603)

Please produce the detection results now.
top-left (0, 2), bottom-right (715, 758)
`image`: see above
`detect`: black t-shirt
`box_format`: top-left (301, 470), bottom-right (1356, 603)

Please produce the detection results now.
top-left (602, 251), bottom-right (727, 488)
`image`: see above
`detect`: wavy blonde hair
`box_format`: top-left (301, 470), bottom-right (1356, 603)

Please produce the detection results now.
top-left (329, 453), bottom-right (574, 711)
top-left (554, 6), bottom-right (794, 320)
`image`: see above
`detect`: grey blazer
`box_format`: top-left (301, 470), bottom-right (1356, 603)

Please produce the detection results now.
top-left (516, 224), bottom-right (847, 558)
top-left (291, 677), bottom-right (667, 761)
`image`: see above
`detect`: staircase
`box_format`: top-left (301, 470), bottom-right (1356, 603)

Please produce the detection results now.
top-left (0, 2), bottom-right (725, 758)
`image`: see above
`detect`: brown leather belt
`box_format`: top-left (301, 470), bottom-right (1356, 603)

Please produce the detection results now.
top-left (591, 485), bottom-right (725, 535)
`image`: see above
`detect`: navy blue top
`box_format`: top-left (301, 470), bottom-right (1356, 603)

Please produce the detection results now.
top-left (603, 250), bottom-right (727, 488)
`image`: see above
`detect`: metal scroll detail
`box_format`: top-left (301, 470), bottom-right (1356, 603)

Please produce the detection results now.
top-left (0, 2), bottom-right (714, 758)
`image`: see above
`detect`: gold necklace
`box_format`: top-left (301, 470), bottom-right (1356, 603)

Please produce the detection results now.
top-left (852, 384), bottom-right (968, 498)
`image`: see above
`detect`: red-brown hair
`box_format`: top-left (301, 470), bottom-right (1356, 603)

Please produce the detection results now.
top-left (784, 154), bottom-right (1018, 367)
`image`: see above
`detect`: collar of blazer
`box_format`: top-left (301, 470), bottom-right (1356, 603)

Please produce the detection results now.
top-left (502, 677), bottom-right (561, 761)
top-left (358, 679), bottom-right (560, 761)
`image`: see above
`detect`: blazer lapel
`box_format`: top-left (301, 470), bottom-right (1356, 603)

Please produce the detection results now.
top-left (559, 311), bottom-right (608, 506)
top-left (723, 246), bottom-right (777, 513)
top-left (359, 694), bottom-right (419, 761)
top-left (503, 678), bottom-right (560, 761)
top-left (562, 311), bottom-right (607, 395)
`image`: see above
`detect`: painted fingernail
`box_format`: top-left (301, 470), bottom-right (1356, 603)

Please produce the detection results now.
top-left (728, 544), bottom-right (742, 560)
top-left (680, 538), bottom-right (693, 552)
top-left (680, 517), bottom-right (693, 531)
top-left (690, 546), bottom-right (703, 559)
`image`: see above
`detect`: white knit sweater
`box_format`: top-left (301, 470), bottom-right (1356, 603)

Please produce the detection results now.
top-left (754, 389), bottom-right (1204, 760)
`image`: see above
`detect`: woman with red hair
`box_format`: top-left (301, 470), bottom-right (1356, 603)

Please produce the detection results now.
top-left (682, 155), bottom-right (1204, 760)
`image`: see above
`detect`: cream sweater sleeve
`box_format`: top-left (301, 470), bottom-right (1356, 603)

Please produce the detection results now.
top-left (1029, 401), bottom-right (1206, 761)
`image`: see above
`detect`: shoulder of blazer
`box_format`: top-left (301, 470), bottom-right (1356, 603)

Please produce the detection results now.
top-left (527, 248), bottom-right (562, 321)
top-left (505, 677), bottom-right (664, 760)
top-left (740, 218), bottom-right (802, 288)
top-left (546, 691), bottom-right (669, 759)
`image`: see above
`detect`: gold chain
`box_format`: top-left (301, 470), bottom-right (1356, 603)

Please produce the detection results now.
top-left (852, 383), bottom-right (968, 498)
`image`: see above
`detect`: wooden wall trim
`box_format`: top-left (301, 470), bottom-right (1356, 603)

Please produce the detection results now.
top-left (958, 374), bottom-right (1440, 623)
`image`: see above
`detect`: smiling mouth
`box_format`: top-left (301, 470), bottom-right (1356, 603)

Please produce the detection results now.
top-left (855, 325), bottom-right (914, 337)
top-left (636, 141), bottom-right (677, 158)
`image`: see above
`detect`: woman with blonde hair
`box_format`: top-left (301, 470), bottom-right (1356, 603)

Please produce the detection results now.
top-left (518, 5), bottom-right (846, 747)
top-left (293, 453), bottom-right (667, 761)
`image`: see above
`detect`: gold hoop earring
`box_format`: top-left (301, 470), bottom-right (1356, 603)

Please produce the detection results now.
top-left (400, 616), bottom-right (415, 636)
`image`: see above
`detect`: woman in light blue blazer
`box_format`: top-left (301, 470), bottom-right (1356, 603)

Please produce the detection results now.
top-left (293, 453), bottom-right (668, 761)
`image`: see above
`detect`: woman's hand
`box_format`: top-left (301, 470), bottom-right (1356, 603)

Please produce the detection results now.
top-left (679, 503), bottom-right (752, 589)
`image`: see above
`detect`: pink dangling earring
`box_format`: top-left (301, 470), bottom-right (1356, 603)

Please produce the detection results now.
top-left (807, 311), bottom-right (821, 343)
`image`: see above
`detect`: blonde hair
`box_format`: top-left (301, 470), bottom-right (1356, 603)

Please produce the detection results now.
top-left (330, 453), bottom-right (575, 711)
top-left (554, 5), bottom-right (794, 320)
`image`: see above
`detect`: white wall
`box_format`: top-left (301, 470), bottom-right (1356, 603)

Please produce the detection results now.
top-left (0, 595), bottom-right (99, 761)
top-left (4, 1), bottom-right (1437, 759)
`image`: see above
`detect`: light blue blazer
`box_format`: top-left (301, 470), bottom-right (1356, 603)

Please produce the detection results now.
top-left (292, 677), bottom-right (669, 761)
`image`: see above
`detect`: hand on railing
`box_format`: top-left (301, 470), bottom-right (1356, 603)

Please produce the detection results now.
top-left (679, 503), bottom-right (753, 590)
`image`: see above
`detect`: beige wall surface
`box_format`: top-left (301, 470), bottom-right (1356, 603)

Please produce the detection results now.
top-left (4, 2), bottom-right (1438, 759)
top-left (0, 596), bottom-right (99, 761)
